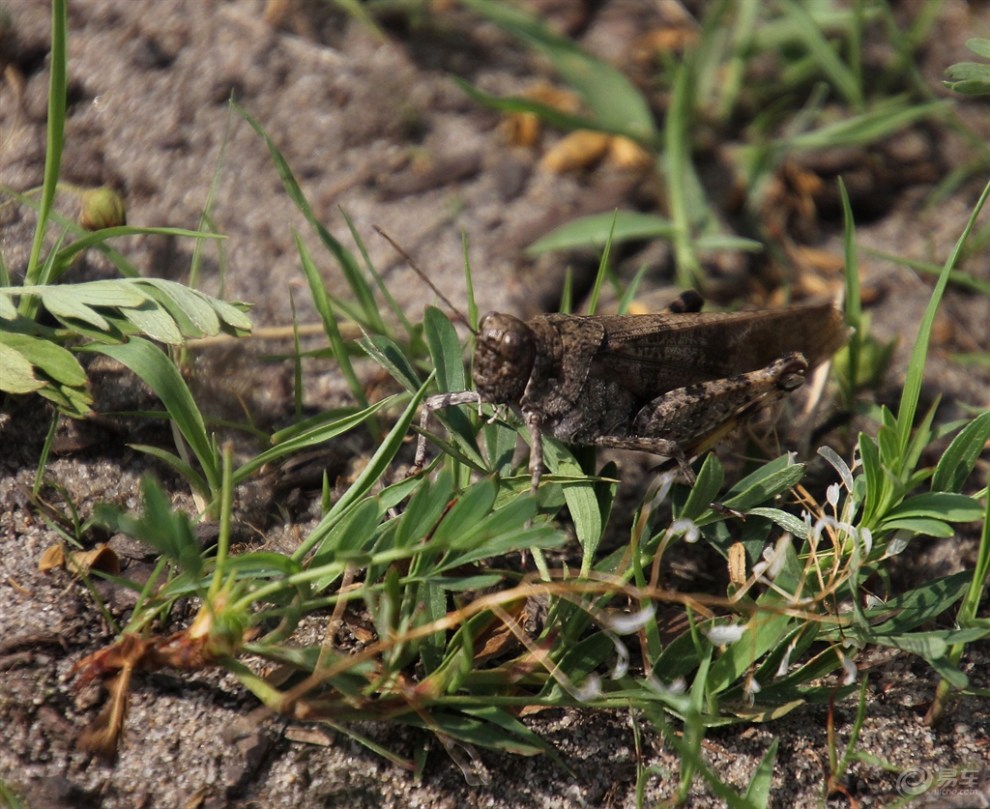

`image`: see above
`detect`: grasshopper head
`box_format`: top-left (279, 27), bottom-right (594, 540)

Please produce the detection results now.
top-left (473, 312), bottom-right (535, 404)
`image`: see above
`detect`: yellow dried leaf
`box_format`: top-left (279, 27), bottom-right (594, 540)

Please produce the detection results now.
top-left (540, 130), bottom-right (611, 173)
top-left (608, 135), bottom-right (652, 169)
top-left (39, 543), bottom-right (120, 575)
top-left (728, 542), bottom-right (747, 586)
top-left (500, 84), bottom-right (582, 147)
top-left (38, 544), bottom-right (65, 571)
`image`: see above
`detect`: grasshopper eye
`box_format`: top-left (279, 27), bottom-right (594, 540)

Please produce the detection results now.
top-left (499, 329), bottom-right (526, 359)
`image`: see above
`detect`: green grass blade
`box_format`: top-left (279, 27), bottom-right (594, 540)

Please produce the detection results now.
top-left (294, 231), bottom-right (369, 410)
top-left (82, 337), bottom-right (220, 494)
top-left (777, 0), bottom-right (862, 107)
top-left (526, 211), bottom-right (676, 254)
top-left (21, 0), bottom-right (66, 307)
top-left (460, 0), bottom-right (656, 141)
top-left (896, 180), bottom-right (990, 458)
top-left (235, 102), bottom-right (385, 334)
top-left (291, 377), bottom-right (431, 561)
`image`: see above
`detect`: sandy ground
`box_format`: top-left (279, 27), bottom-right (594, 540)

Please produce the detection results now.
top-left (2, 1), bottom-right (990, 807)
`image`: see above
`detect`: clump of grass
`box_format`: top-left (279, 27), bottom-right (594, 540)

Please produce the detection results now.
top-left (69, 116), bottom-right (990, 805)
top-left (12, 2), bottom-right (990, 806)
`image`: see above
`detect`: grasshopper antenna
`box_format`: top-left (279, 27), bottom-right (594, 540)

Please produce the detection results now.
top-left (374, 225), bottom-right (477, 335)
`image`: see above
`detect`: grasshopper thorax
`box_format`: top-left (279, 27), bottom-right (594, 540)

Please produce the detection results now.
top-left (472, 312), bottom-right (536, 404)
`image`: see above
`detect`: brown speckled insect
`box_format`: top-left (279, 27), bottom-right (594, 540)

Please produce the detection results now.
top-left (378, 230), bottom-right (847, 489)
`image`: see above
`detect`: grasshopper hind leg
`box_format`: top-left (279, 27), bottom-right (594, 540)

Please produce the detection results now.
top-left (590, 353), bottom-right (809, 475)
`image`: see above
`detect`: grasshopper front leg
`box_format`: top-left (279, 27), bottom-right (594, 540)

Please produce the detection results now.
top-left (591, 353), bottom-right (809, 476)
top-left (413, 390), bottom-right (486, 471)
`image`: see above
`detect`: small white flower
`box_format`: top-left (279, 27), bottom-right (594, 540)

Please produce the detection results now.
top-left (572, 673), bottom-right (602, 702)
top-left (602, 606), bottom-right (656, 635)
top-left (672, 518), bottom-right (699, 544)
top-left (827, 483), bottom-right (840, 508)
top-left (706, 622), bottom-right (747, 646)
top-left (841, 655), bottom-right (858, 685)
top-left (609, 635), bottom-right (630, 680)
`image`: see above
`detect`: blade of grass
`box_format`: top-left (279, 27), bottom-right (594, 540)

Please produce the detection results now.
top-left (235, 102), bottom-right (386, 335)
top-left (294, 231), bottom-right (370, 412)
top-left (291, 376), bottom-right (432, 561)
top-left (82, 337), bottom-right (221, 497)
top-left (895, 180), bottom-right (990, 461)
top-left (20, 0), bottom-right (66, 313)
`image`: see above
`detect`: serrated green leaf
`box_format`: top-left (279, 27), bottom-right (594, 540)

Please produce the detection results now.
top-left (0, 340), bottom-right (44, 393)
top-left (0, 330), bottom-right (87, 386)
top-left (142, 280), bottom-right (221, 335)
top-left (122, 303), bottom-right (185, 344)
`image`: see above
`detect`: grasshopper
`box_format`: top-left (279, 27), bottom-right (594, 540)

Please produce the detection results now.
top-left (377, 231), bottom-right (847, 490)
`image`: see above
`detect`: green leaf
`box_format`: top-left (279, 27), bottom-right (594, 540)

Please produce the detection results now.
top-left (680, 454), bottom-right (724, 521)
top-left (140, 279), bottom-right (222, 335)
top-left (541, 438), bottom-right (603, 572)
top-left (966, 37), bottom-right (990, 59)
top-left (745, 507), bottom-right (809, 538)
top-left (359, 333), bottom-right (424, 393)
top-left (865, 571), bottom-right (971, 635)
top-left (423, 306), bottom-right (476, 452)
top-left (743, 739), bottom-right (779, 808)
top-left (310, 498), bottom-right (384, 562)
top-left (0, 340), bottom-right (44, 392)
top-left (882, 492), bottom-right (983, 524)
top-left (292, 377), bottom-right (431, 561)
top-left (432, 479), bottom-right (498, 550)
top-left (2, 279), bottom-right (251, 344)
top-left (876, 517), bottom-right (953, 538)
top-left (722, 455), bottom-right (806, 512)
top-left (0, 330), bottom-right (87, 386)
top-left (234, 397), bottom-right (394, 483)
top-left (932, 411), bottom-right (990, 493)
top-left (404, 710), bottom-right (546, 756)
top-left (460, 0), bottom-right (656, 141)
top-left (395, 470), bottom-right (454, 549)
top-left (785, 99), bottom-right (944, 151)
top-left (83, 337), bottom-right (220, 493)
top-left (526, 212), bottom-right (675, 254)
top-left (234, 102), bottom-right (385, 334)
top-left (98, 476), bottom-right (204, 578)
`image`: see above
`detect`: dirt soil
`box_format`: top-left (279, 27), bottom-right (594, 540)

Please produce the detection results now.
top-left (2, 1), bottom-right (990, 807)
